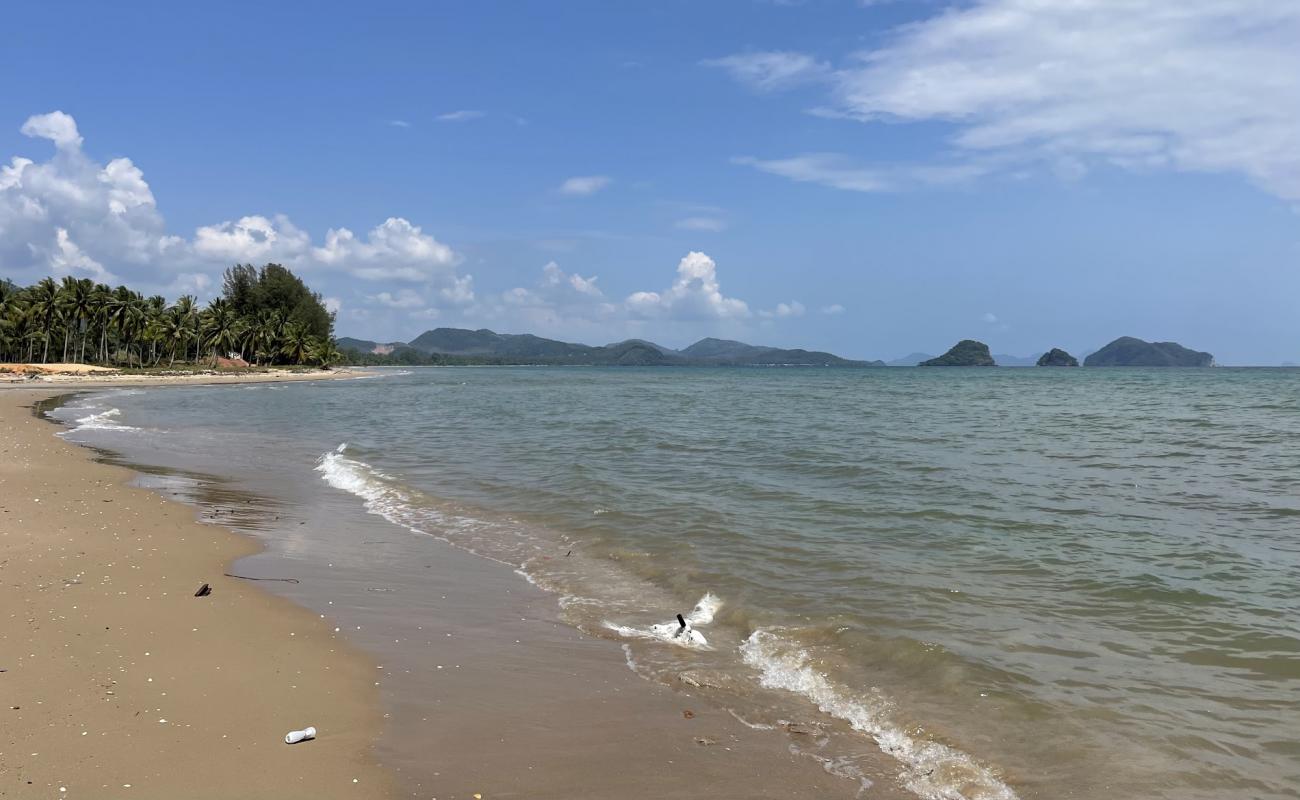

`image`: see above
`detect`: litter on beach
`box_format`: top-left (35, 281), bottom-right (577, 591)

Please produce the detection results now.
top-left (284, 726), bottom-right (317, 744)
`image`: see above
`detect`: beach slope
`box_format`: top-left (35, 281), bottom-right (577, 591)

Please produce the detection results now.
top-left (0, 389), bottom-right (391, 799)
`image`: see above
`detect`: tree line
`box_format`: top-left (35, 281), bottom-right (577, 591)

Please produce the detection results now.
top-left (0, 264), bottom-right (340, 368)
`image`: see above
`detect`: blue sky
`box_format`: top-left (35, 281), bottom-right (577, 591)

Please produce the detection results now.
top-left (2, 0), bottom-right (1298, 364)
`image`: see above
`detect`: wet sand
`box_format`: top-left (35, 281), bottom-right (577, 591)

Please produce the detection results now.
top-left (9, 378), bottom-right (900, 800)
top-left (0, 388), bottom-right (392, 799)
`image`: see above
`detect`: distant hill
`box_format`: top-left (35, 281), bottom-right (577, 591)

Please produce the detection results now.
top-left (920, 340), bottom-right (996, 367)
top-left (1083, 337), bottom-right (1214, 367)
top-left (339, 328), bottom-right (882, 367)
top-left (887, 352), bottom-right (935, 367)
top-left (336, 336), bottom-right (412, 355)
top-left (678, 337), bottom-right (880, 366)
top-left (1037, 348), bottom-right (1079, 367)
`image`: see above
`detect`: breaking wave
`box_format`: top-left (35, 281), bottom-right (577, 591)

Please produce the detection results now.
top-left (741, 629), bottom-right (1019, 800)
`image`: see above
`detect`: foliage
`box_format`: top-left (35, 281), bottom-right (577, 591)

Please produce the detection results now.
top-left (919, 339), bottom-right (996, 367)
top-left (0, 264), bottom-right (339, 368)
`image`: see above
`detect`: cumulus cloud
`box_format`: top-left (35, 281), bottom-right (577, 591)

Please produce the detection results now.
top-left (703, 51), bottom-right (829, 92)
top-left (626, 251), bottom-right (750, 320)
top-left (715, 1), bottom-right (1300, 200)
top-left (439, 274), bottom-right (475, 305)
top-left (20, 111), bottom-right (82, 150)
top-left (0, 110), bottom-right (466, 299)
top-left (558, 175), bottom-right (612, 196)
top-left (821, 303), bottom-right (846, 315)
top-left (194, 214), bottom-right (311, 263)
top-left (314, 217), bottom-right (458, 281)
top-left (982, 312), bottom-right (999, 323)
top-left (759, 301), bottom-right (806, 319)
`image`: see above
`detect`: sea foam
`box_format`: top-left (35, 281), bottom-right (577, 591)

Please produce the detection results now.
top-left (61, 407), bottom-right (140, 434)
top-left (741, 629), bottom-right (1019, 800)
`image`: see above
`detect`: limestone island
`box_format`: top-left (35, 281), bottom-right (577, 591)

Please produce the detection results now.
top-left (919, 340), bottom-right (996, 366)
top-left (1083, 337), bottom-right (1214, 367)
top-left (1036, 348), bottom-right (1079, 367)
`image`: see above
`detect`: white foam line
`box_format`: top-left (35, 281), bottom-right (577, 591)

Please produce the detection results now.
top-left (313, 444), bottom-right (517, 569)
top-left (740, 629), bottom-right (1019, 800)
top-left (59, 407), bottom-right (141, 434)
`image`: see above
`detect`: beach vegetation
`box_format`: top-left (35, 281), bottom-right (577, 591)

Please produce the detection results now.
top-left (0, 264), bottom-right (340, 368)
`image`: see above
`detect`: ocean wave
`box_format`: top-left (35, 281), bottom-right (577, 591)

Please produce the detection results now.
top-left (602, 593), bottom-right (721, 649)
top-left (61, 407), bottom-right (141, 434)
top-left (313, 443), bottom-right (521, 568)
top-left (741, 629), bottom-right (1019, 800)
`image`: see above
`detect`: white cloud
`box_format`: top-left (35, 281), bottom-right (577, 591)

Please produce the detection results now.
top-left (675, 216), bottom-right (727, 232)
top-left (559, 175), bottom-right (612, 196)
top-left (194, 214), bottom-right (311, 262)
top-left (821, 303), bottom-right (846, 315)
top-left (626, 251), bottom-right (750, 320)
top-left (733, 153), bottom-right (990, 192)
top-left (21, 111), bottom-right (82, 150)
top-left (542, 261), bottom-right (603, 297)
top-left (42, 227), bottom-right (116, 283)
top-left (715, 1), bottom-right (1300, 200)
top-left (165, 272), bottom-right (213, 299)
top-left (703, 51), bottom-right (829, 92)
top-left (388, 120), bottom-right (411, 128)
top-left (323, 296), bottom-right (342, 314)
top-left (0, 110), bottom-right (466, 299)
top-left (760, 301), bottom-right (806, 319)
top-left (313, 217), bottom-right (458, 281)
top-left (982, 312), bottom-right (998, 323)
top-left (439, 274), bottom-right (475, 305)
top-left (437, 110), bottom-right (485, 122)
top-left (371, 289), bottom-right (426, 309)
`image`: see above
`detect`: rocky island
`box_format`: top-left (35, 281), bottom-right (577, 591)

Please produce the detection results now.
top-left (1083, 337), bottom-right (1214, 367)
top-left (919, 340), bottom-right (996, 366)
top-left (1036, 348), bottom-right (1079, 367)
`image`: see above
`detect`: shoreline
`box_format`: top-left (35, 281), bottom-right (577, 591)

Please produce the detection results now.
top-left (22, 375), bottom-right (897, 799)
top-left (0, 365), bottom-right (369, 388)
top-left (0, 386), bottom-right (394, 799)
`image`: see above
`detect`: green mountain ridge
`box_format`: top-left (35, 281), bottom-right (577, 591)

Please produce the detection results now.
top-left (1083, 337), bottom-right (1214, 367)
top-left (339, 328), bottom-right (884, 367)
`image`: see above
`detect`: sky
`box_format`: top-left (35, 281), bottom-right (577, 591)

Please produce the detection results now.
top-left (2, 0), bottom-right (1298, 365)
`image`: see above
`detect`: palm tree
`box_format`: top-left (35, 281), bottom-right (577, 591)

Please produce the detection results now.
top-left (58, 277), bottom-right (95, 363)
top-left (159, 309), bottom-right (188, 366)
top-left (172, 295), bottom-right (197, 363)
top-left (279, 322), bottom-right (314, 365)
top-left (309, 337), bottom-right (342, 369)
top-left (200, 298), bottom-right (241, 362)
top-left (28, 278), bottom-right (60, 363)
top-left (106, 286), bottom-right (135, 364)
top-left (145, 295), bottom-right (166, 365)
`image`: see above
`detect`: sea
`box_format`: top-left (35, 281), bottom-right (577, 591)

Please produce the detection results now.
top-left (48, 366), bottom-right (1300, 799)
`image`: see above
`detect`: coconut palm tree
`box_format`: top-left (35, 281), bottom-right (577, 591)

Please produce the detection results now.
top-left (309, 337), bottom-right (342, 368)
top-left (27, 278), bottom-right (60, 363)
top-left (279, 321), bottom-right (314, 365)
top-left (172, 294), bottom-right (198, 363)
top-left (57, 277), bottom-right (96, 363)
top-left (200, 298), bottom-right (242, 362)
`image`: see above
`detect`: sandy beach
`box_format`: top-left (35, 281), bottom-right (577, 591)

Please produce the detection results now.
top-left (0, 384), bottom-right (393, 799)
top-left (2, 372), bottom-right (891, 800)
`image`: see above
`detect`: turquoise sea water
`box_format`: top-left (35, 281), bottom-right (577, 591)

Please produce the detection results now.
top-left (54, 367), bottom-right (1300, 799)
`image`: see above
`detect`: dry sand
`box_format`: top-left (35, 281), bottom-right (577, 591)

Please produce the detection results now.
top-left (0, 388), bottom-right (393, 799)
top-left (0, 363), bottom-right (363, 386)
